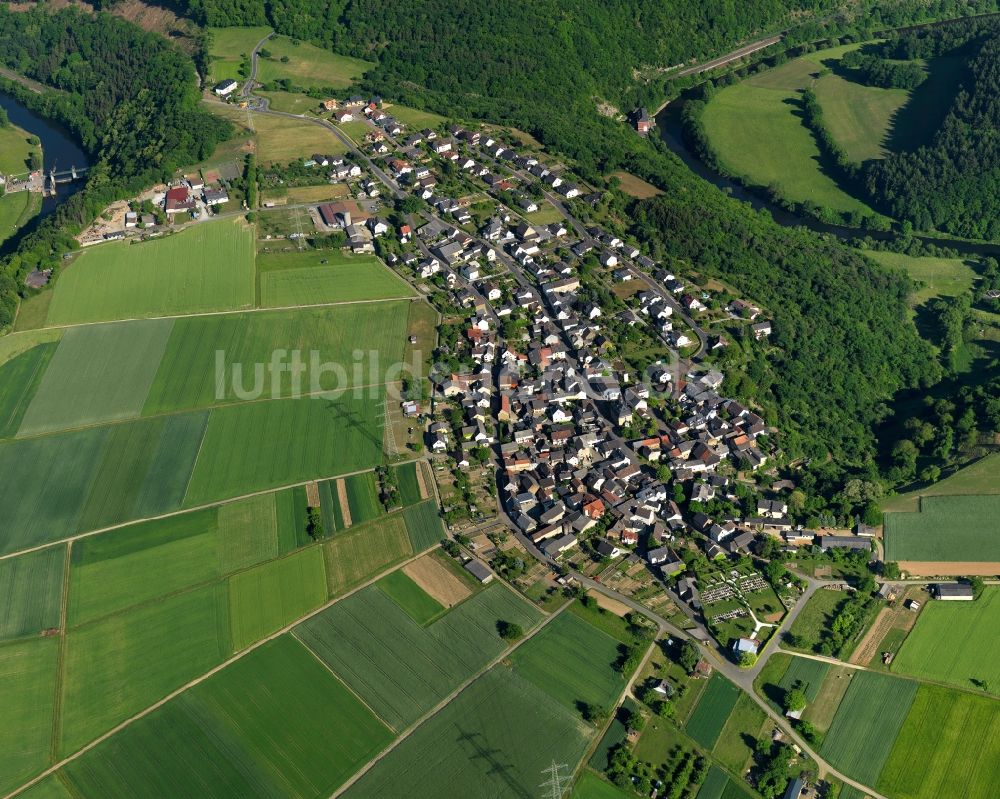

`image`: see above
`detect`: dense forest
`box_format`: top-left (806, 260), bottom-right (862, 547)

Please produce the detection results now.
top-left (863, 16), bottom-right (1000, 238)
top-left (0, 5), bottom-right (231, 324)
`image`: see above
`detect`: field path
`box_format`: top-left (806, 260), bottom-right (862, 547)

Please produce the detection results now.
top-left (3, 541), bottom-right (439, 799)
top-left (415, 460), bottom-right (429, 500)
top-left (328, 604), bottom-right (571, 798)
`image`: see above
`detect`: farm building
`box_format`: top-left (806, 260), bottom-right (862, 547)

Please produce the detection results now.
top-left (164, 186), bottom-right (195, 215)
top-left (463, 559), bottom-right (493, 584)
top-left (934, 583), bottom-right (974, 601)
top-left (319, 202), bottom-right (352, 228)
top-left (818, 535), bottom-right (870, 552)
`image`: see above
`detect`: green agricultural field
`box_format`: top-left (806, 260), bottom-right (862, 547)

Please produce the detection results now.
top-left (377, 569), bottom-right (445, 624)
top-left (712, 693), bottom-right (767, 774)
top-left (877, 683), bottom-right (1000, 799)
top-left (17, 320), bottom-right (173, 436)
top-left (702, 80), bottom-right (872, 217)
top-left (297, 581), bottom-right (539, 729)
top-left (572, 770), bottom-right (632, 799)
top-left (342, 665), bottom-right (591, 799)
top-left (685, 673), bottom-right (741, 749)
top-left (317, 478), bottom-right (338, 534)
top-left (0, 342), bottom-right (56, 438)
top-left (884, 453), bottom-right (1000, 513)
top-left (142, 302), bottom-right (408, 413)
top-left (394, 461), bottom-right (422, 505)
top-left (695, 766), bottom-right (730, 799)
top-left (217, 491), bottom-right (282, 571)
top-left (0, 328), bottom-right (62, 368)
top-left (227, 546), bottom-right (328, 651)
top-left (46, 219), bottom-right (255, 325)
top-left (68, 508), bottom-right (221, 627)
top-left (183, 393), bottom-right (385, 508)
top-left (15, 775), bottom-right (75, 799)
top-left (75, 412), bottom-right (208, 534)
top-left (344, 471), bottom-right (383, 524)
top-left (866, 250), bottom-right (976, 308)
top-left (0, 546), bottom-right (64, 641)
top-left (820, 670), bottom-right (917, 784)
top-left (258, 250), bottom-right (414, 307)
top-left (68, 493), bottom-right (283, 627)
top-left (884, 495), bottom-right (1000, 562)
top-left (183, 635), bottom-right (392, 796)
top-left (402, 500), bottom-right (446, 551)
top-left (892, 588), bottom-right (1000, 693)
top-left (778, 656), bottom-right (829, 703)
top-left (60, 583), bottom-right (231, 756)
top-left (206, 26), bottom-right (271, 83)
top-left (323, 514), bottom-right (412, 596)
top-left (0, 638), bottom-right (59, 795)
top-left (256, 34), bottom-right (372, 89)
top-left (59, 636), bottom-right (392, 798)
top-left (276, 485), bottom-right (312, 552)
top-left (510, 611), bottom-right (627, 715)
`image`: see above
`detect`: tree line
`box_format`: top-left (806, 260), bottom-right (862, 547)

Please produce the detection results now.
top-left (0, 5), bottom-right (232, 328)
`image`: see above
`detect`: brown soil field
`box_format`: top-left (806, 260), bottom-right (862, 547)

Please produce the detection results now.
top-left (898, 560), bottom-right (1000, 576)
top-left (336, 478), bottom-right (352, 528)
top-left (415, 461), bottom-right (429, 500)
top-left (305, 480), bottom-right (320, 507)
top-left (587, 589), bottom-right (631, 617)
top-left (851, 607), bottom-right (892, 665)
top-left (403, 554), bottom-right (472, 607)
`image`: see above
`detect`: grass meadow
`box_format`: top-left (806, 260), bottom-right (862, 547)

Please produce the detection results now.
top-left (0, 190), bottom-right (40, 249)
top-left (777, 655), bottom-right (829, 702)
top-left (341, 665), bottom-right (591, 799)
top-left (878, 683), bottom-right (1000, 799)
top-left (884, 453), bottom-right (1000, 513)
top-left (46, 219), bottom-right (255, 326)
top-left (684, 673), bottom-right (741, 749)
top-left (811, 73), bottom-right (909, 162)
top-left (257, 250), bottom-right (415, 307)
top-left (296, 581), bottom-right (539, 729)
top-left (701, 78), bottom-right (872, 216)
top-left (0, 546), bottom-right (65, 641)
top-left (256, 35), bottom-right (372, 90)
top-left (210, 103), bottom-right (348, 165)
top-left (892, 588), bottom-right (1000, 693)
top-left (820, 670), bottom-right (918, 784)
top-left (866, 250), bottom-right (976, 308)
top-left (883, 495), bottom-right (1000, 562)
top-left (711, 693), bottom-right (768, 775)
top-left (571, 770), bottom-right (632, 799)
top-left (206, 26), bottom-right (271, 83)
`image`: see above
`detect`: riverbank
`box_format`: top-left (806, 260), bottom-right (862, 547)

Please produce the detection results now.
top-left (0, 118), bottom-right (42, 247)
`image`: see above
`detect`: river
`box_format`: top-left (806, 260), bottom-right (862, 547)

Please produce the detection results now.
top-left (655, 94), bottom-right (1000, 258)
top-left (0, 91), bottom-right (89, 250)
